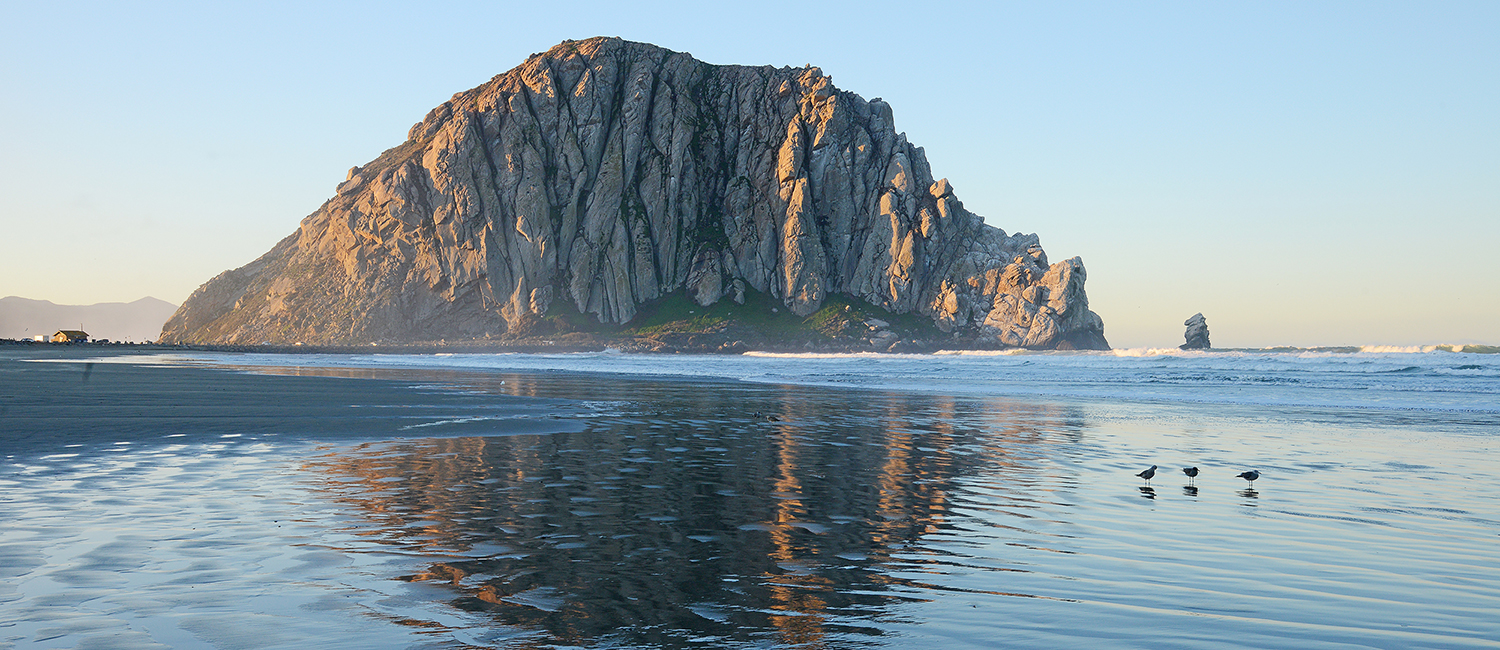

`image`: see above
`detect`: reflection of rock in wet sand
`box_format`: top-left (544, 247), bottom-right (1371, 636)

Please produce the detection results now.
top-left (302, 377), bottom-right (1080, 647)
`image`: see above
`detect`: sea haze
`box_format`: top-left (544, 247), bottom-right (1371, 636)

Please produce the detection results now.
top-left (2, 348), bottom-right (1497, 649)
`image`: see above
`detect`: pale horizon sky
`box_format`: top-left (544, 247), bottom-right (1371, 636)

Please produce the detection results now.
top-left (2, 1), bottom-right (1495, 348)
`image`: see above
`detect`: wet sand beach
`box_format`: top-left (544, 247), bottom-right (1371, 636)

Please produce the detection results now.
top-left (0, 347), bottom-right (583, 452)
top-left (2, 348), bottom-right (1499, 649)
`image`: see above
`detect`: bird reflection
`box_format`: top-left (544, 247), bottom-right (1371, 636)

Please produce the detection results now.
top-left (1238, 488), bottom-right (1259, 499)
top-left (1138, 486), bottom-right (1156, 500)
top-left (1182, 486), bottom-right (1199, 497)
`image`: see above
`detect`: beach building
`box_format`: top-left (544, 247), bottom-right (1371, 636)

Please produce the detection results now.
top-left (51, 330), bottom-right (89, 343)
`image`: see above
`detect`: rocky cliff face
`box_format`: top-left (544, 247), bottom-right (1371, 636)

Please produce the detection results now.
top-left (161, 37), bottom-right (1108, 349)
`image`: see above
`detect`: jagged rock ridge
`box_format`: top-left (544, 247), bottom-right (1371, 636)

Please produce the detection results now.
top-left (161, 37), bottom-right (1108, 349)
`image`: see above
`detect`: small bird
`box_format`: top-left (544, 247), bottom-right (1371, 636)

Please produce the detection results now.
top-left (1237, 470), bottom-right (1260, 486)
top-left (1182, 466), bottom-right (1199, 485)
top-left (1137, 465), bottom-right (1157, 484)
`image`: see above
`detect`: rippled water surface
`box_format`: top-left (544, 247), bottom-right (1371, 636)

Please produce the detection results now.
top-left (3, 351), bottom-right (1499, 648)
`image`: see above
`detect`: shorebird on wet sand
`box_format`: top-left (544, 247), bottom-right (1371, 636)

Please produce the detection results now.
top-left (1237, 470), bottom-right (1260, 487)
top-left (1137, 465), bottom-right (1157, 484)
top-left (1182, 466), bottom-right (1199, 485)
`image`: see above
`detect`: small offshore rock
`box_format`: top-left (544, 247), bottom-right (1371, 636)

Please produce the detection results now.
top-left (1181, 313), bottom-right (1211, 349)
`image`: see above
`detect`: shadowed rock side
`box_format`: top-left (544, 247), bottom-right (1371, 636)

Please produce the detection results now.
top-left (161, 37), bottom-right (1107, 349)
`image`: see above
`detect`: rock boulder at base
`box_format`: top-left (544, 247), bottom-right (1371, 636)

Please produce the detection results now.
top-left (160, 37), bottom-right (1108, 349)
top-left (1181, 313), bottom-right (1210, 350)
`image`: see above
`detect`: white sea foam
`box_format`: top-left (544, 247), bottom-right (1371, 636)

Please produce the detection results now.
top-left (1109, 347), bottom-right (1202, 357)
top-left (931, 348), bottom-right (1030, 356)
top-left (742, 351), bottom-right (922, 359)
top-left (1361, 345), bottom-right (1440, 353)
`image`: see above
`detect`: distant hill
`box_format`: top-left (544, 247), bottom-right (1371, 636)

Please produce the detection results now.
top-left (0, 296), bottom-right (179, 342)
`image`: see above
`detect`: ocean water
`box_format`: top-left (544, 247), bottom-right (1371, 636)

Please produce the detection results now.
top-left (193, 345), bottom-right (1500, 412)
top-left (3, 348), bottom-right (1498, 648)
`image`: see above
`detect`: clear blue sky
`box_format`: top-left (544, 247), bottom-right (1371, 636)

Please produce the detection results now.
top-left (2, 1), bottom-right (1495, 348)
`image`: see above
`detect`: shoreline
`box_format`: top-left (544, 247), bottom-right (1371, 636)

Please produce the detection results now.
top-left (2, 334), bottom-right (982, 355)
top-left (10, 345), bottom-right (1495, 429)
top-left (4, 337), bottom-right (1494, 356)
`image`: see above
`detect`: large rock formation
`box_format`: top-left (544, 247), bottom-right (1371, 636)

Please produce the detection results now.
top-left (161, 37), bottom-right (1107, 349)
top-left (1181, 313), bottom-right (1210, 349)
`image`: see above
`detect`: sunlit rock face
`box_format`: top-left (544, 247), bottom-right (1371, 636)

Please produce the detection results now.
top-left (160, 37), bottom-right (1107, 348)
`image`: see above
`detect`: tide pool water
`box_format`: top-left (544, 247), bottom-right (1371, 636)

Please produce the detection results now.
top-left (2, 349), bottom-right (1497, 648)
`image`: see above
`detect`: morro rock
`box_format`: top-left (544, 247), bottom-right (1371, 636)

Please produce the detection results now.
top-left (160, 37), bottom-right (1108, 349)
top-left (1181, 313), bottom-right (1210, 349)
